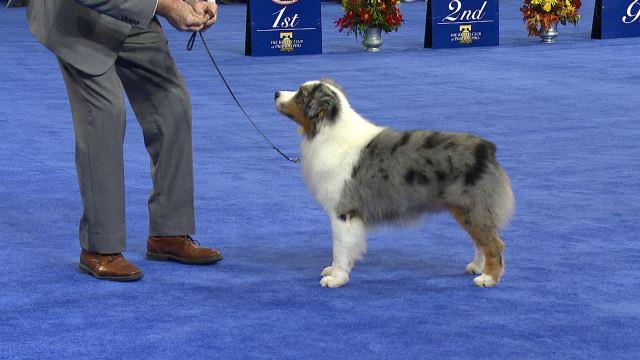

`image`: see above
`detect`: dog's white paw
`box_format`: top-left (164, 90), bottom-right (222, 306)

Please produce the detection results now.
top-left (465, 261), bottom-right (483, 275)
top-left (321, 266), bottom-right (333, 277)
top-left (473, 274), bottom-right (497, 287)
top-left (320, 271), bottom-right (349, 288)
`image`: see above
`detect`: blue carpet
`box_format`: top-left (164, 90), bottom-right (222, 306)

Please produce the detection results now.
top-left (1, 2), bottom-right (639, 359)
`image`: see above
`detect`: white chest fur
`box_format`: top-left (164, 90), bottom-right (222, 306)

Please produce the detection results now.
top-left (299, 110), bottom-right (383, 214)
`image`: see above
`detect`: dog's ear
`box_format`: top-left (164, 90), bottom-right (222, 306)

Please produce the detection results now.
top-left (320, 78), bottom-right (346, 96)
top-left (303, 83), bottom-right (340, 127)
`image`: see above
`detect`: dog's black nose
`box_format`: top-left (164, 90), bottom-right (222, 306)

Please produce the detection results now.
top-left (275, 91), bottom-right (281, 99)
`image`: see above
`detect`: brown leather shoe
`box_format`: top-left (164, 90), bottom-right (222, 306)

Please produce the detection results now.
top-left (78, 250), bottom-right (143, 281)
top-left (146, 235), bottom-right (223, 265)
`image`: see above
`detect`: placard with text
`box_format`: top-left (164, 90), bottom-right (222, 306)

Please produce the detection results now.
top-left (425, 0), bottom-right (499, 48)
top-left (245, 0), bottom-right (322, 56)
top-left (592, 0), bottom-right (640, 39)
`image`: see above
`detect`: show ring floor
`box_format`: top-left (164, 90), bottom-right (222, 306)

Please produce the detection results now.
top-left (1, 2), bottom-right (639, 359)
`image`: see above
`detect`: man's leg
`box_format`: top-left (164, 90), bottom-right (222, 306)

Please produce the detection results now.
top-left (58, 59), bottom-right (143, 280)
top-left (113, 20), bottom-right (221, 265)
top-left (115, 19), bottom-right (195, 237)
top-left (58, 60), bottom-right (127, 254)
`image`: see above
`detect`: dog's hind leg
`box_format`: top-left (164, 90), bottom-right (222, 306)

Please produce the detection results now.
top-left (320, 214), bottom-right (367, 288)
top-left (450, 208), bottom-right (505, 287)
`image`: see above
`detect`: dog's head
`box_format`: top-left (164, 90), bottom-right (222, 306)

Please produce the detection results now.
top-left (275, 79), bottom-right (345, 139)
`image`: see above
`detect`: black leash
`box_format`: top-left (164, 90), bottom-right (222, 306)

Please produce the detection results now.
top-left (187, 31), bottom-right (300, 164)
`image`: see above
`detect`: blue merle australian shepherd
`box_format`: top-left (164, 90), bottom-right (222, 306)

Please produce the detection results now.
top-left (275, 80), bottom-right (514, 288)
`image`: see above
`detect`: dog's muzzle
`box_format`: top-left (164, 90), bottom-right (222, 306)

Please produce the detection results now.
top-left (274, 90), bottom-right (295, 113)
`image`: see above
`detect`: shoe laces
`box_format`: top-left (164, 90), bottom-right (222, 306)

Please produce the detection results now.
top-left (101, 254), bottom-right (120, 264)
top-left (185, 235), bottom-right (200, 247)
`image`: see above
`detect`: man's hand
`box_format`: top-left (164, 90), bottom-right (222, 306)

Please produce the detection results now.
top-left (156, 0), bottom-right (208, 32)
top-left (190, 1), bottom-right (218, 32)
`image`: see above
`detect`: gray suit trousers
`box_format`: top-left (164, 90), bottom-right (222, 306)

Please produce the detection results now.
top-left (58, 19), bottom-right (196, 253)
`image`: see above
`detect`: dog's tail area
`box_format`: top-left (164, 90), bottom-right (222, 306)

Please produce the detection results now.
top-left (465, 141), bottom-right (515, 229)
top-left (489, 164), bottom-right (515, 228)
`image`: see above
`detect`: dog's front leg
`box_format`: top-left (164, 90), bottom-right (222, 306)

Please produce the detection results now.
top-left (320, 214), bottom-right (366, 288)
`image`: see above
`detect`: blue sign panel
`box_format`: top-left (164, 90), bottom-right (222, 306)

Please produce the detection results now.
top-left (425, 0), bottom-right (499, 48)
top-left (245, 0), bottom-right (322, 56)
top-left (592, 0), bottom-right (640, 39)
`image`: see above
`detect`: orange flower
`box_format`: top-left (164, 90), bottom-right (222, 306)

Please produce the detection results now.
top-left (359, 8), bottom-right (372, 23)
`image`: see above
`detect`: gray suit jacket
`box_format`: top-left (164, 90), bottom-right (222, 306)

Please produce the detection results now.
top-left (27, 0), bottom-right (157, 75)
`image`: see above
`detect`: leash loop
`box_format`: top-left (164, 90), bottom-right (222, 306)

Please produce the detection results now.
top-left (187, 31), bottom-right (197, 51)
top-left (187, 31), bottom-right (300, 164)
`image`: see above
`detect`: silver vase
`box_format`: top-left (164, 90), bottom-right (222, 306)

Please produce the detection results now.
top-left (539, 22), bottom-right (559, 43)
top-left (362, 28), bottom-right (383, 52)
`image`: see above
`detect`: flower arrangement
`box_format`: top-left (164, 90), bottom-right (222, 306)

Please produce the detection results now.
top-left (520, 0), bottom-right (582, 36)
top-left (335, 0), bottom-right (404, 37)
